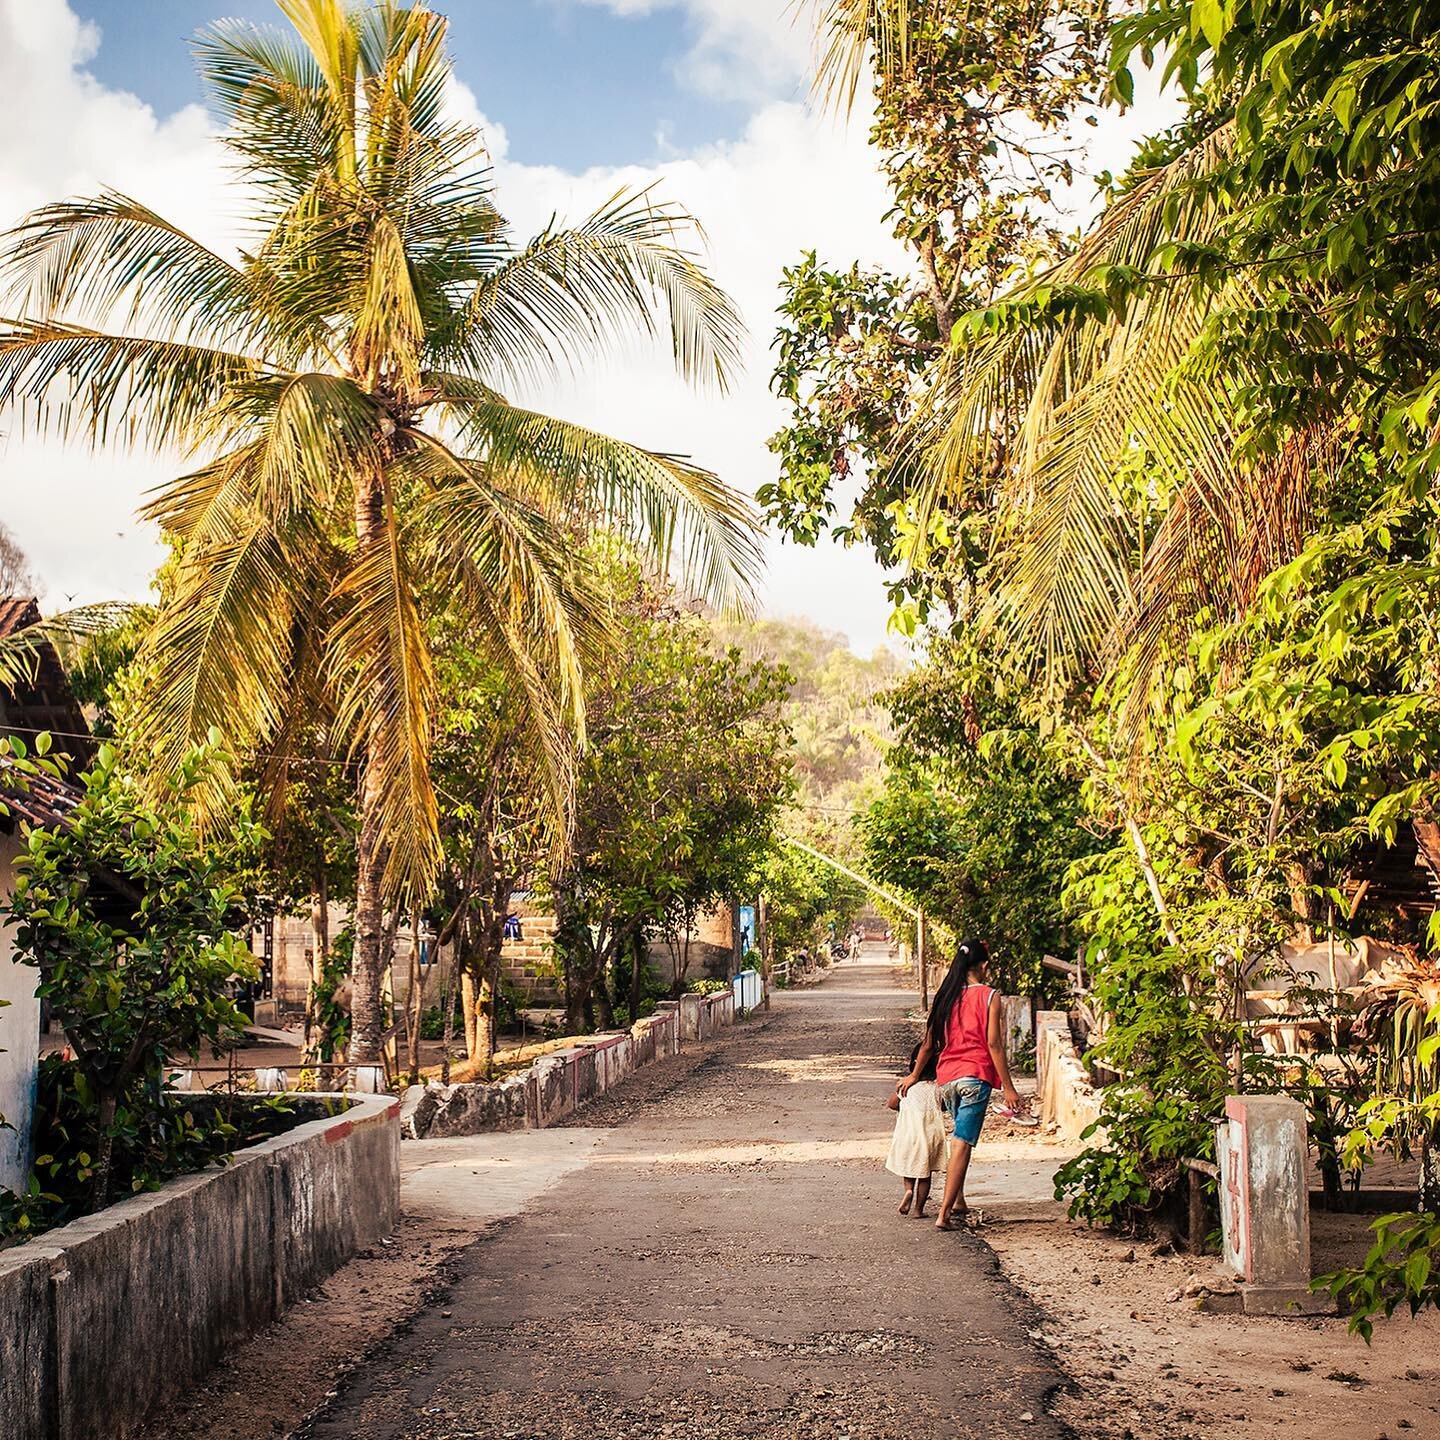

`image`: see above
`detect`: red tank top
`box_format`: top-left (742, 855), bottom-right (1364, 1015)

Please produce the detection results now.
top-left (935, 984), bottom-right (1000, 1086)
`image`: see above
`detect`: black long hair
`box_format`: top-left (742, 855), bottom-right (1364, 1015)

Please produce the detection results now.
top-left (925, 938), bottom-right (990, 1053)
top-left (908, 1039), bottom-right (937, 1082)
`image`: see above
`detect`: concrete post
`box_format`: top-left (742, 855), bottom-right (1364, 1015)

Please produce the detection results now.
top-left (1217, 1094), bottom-right (1332, 1314)
top-left (678, 992), bottom-right (703, 1043)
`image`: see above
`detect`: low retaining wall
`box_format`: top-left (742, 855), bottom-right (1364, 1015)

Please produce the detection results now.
top-left (1036, 1009), bottom-right (1103, 1143)
top-left (0, 1093), bottom-right (400, 1440)
top-left (404, 993), bottom-right (732, 1141)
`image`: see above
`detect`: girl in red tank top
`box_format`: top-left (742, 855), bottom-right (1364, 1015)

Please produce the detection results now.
top-left (897, 939), bottom-right (1028, 1230)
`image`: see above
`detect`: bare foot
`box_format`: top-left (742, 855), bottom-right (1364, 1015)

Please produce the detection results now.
top-left (935, 1206), bottom-right (967, 1231)
top-left (913, 1205), bottom-right (927, 1219)
top-left (899, 1191), bottom-right (914, 1216)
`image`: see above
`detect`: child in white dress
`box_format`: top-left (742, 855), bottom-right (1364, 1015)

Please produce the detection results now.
top-left (884, 1041), bottom-right (948, 1217)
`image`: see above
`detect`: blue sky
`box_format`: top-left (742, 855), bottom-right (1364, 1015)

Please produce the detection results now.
top-left (71, 1), bottom-right (760, 168)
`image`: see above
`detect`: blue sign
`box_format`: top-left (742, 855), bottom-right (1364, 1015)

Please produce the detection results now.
top-left (738, 904), bottom-right (757, 953)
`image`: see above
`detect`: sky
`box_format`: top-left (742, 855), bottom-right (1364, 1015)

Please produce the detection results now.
top-left (0, 0), bottom-right (1179, 654)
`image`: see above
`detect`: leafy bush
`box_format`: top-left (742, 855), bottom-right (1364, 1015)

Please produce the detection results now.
top-left (1054, 846), bottom-right (1231, 1229)
top-left (0, 1058), bottom-right (300, 1238)
top-left (686, 978), bottom-right (728, 996)
top-left (1, 739), bottom-right (264, 1224)
top-left (1318, 1212), bottom-right (1440, 1342)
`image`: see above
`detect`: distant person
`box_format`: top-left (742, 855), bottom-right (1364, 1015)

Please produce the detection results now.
top-left (898, 938), bottom-right (1032, 1230)
top-left (885, 1040), bottom-right (947, 1218)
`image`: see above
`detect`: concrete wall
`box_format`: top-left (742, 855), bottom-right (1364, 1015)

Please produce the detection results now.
top-left (0, 829), bottom-right (38, 1192)
top-left (402, 992), bottom-right (733, 1141)
top-left (0, 1092), bottom-right (399, 1440)
top-left (1036, 1009), bottom-right (1104, 1143)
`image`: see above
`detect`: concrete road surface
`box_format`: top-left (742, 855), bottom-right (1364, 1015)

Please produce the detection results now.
top-left (299, 955), bottom-right (1074, 1440)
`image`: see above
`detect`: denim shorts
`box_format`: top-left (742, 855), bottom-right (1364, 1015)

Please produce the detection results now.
top-left (938, 1078), bottom-right (992, 1145)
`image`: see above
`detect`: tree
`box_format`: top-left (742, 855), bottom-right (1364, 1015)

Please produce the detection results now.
top-left (767, 0), bottom-right (1110, 625)
top-left (756, 842), bottom-right (866, 968)
top-left (860, 635), bottom-right (1099, 994)
top-left (0, 520), bottom-right (35, 596)
top-left (427, 626), bottom-right (553, 1077)
top-left (549, 572), bottom-right (793, 1029)
top-left (0, 0), bottom-right (755, 1062)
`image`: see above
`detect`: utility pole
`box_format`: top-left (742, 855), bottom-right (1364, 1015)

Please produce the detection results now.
top-left (758, 894), bottom-right (771, 1010)
top-left (917, 907), bottom-right (927, 1013)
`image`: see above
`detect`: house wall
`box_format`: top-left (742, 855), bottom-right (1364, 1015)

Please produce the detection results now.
top-left (258, 896), bottom-right (743, 1018)
top-left (0, 830), bottom-right (39, 1193)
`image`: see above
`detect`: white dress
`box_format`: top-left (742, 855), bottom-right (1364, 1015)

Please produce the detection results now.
top-left (884, 1079), bottom-right (949, 1179)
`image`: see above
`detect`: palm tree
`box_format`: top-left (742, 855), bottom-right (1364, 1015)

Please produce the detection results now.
top-left (0, 0), bottom-right (758, 1061)
top-left (800, 0), bottom-right (935, 112)
top-left (804, 2), bottom-right (1324, 717)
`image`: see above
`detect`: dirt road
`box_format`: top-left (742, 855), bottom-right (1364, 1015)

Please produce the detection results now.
top-left (299, 958), bottom-right (1073, 1440)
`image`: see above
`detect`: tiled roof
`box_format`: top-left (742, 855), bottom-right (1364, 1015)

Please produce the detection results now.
top-left (0, 754), bottom-right (84, 831)
top-left (0, 595), bottom-right (94, 760)
top-left (0, 595), bottom-right (41, 639)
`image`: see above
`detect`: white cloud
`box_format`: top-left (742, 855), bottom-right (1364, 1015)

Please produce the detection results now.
top-left (0, 0), bottom-right (1179, 655)
top-left (0, 0), bottom-right (241, 610)
top-left (564, 0), bottom-right (814, 105)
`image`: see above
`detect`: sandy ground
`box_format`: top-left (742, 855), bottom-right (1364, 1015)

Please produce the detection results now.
top-left (978, 1130), bottom-right (1440, 1440)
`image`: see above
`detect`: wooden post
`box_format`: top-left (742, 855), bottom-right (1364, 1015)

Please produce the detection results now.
top-left (918, 908), bottom-right (928, 1013)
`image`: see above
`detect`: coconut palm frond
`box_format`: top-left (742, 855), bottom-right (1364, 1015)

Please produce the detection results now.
top-left (1113, 427), bottom-right (1326, 730)
top-left (446, 398), bottom-right (762, 613)
top-left (276, 0), bottom-right (361, 182)
top-left (407, 455), bottom-right (606, 836)
top-left (901, 122), bottom-right (1255, 678)
top-left (194, 18), bottom-right (337, 204)
top-left (444, 188), bottom-right (744, 394)
top-left (135, 514), bottom-right (324, 780)
top-left (0, 602), bottom-right (140, 693)
top-left (357, 0), bottom-right (452, 150)
top-left (799, 0), bottom-right (933, 113)
top-left (0, 193), bottom-right (265, 351)
top-left (349, 214), bottom-right (426, 390)
top-left (0, 319), bottom-right (265, 447)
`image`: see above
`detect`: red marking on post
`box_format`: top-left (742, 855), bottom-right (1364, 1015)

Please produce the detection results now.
top-left (326, 1121), bottom-right (354, 1144)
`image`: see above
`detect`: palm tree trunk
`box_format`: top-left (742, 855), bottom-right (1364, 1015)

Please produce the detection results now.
top-left (349, 467), bottom-right (389, 1066)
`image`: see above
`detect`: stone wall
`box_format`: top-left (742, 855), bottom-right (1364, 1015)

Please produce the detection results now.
top-left (1036, 1009), bottom-right (1103, 1143)
top-left (402, 993), bottom-right (738, 1141)
top-left (0, 1092), bottom-right (400, 1440)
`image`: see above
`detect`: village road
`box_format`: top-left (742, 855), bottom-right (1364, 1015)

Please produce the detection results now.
top-left (300, 956), bottom-right (1074, 1440)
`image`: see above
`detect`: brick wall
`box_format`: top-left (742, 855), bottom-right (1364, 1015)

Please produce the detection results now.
top-left (499, 909), bottom-right (562, 1004)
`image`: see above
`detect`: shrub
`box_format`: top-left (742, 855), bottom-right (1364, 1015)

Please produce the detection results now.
top-left (1, 739), bottom-right (264, 1225)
